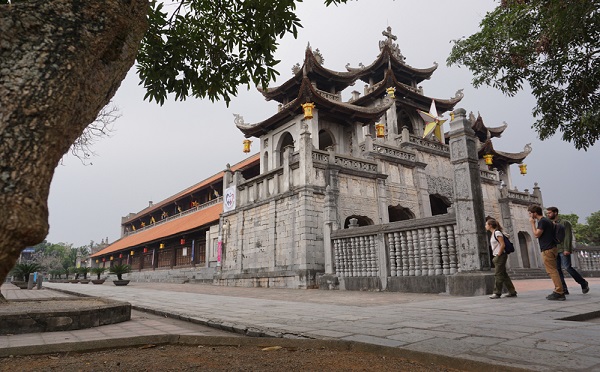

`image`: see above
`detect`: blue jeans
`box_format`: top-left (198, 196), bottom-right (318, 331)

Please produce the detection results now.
top-left (557, 252), bottom-right (588, 291)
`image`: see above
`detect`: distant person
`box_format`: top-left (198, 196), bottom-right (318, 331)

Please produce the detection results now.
top-left (546, 206), bottom-right (590, 295)
top-left (486, 219), bottom-right (517, 299)
top-left (528, 205), bottom-right (565, 301)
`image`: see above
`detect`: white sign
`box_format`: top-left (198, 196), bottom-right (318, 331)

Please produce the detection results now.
top-left (223, 186), bottom-right (236, 212)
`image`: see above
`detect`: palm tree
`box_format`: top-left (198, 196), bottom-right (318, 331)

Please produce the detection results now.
top-left (10, 262), bottom-right (42, 282)
top-left (109, 264), bottom-right (131, 281)
top-left (91, 267), bottom-right (106, 280)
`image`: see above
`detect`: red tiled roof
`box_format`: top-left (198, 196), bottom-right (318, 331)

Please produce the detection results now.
top-left (91, 202), bottom-right (222, 257)
top-left (122, 153), bottom-right (259, 223)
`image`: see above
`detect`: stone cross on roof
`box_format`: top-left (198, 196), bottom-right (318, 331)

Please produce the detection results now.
top-left (382, 26), bottom-right (397, 43)
top-left (379, 26), bottom-right (405, 63)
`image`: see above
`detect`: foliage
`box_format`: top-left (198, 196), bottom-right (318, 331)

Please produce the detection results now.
top-left (49, 269), bottom-right (64, 279)
top-left (447, 0), bottom-right (600, 150)
top-left (77, 266), bottom-right (90, 279)
top-left (577, 211), bottom-right (600, 246)
top-left (109, 264), bottom-right (131, 281)
top-left (137, 0), bottom-right (348, 106)
top-left (10, 263), bottom-right (42, 282)
top-left (91, 267), bottom-right (107, 280)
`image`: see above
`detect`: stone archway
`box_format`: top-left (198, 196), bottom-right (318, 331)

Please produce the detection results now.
top-left (344, 215), bottom-right (373, 229)
top-left (318, 129), bottom-right (335, 150)
top-left (388, 205), bottom-right (415, 222)
top-left (518, 231), bottom-right (531, 268)
top-left (429, 194), bottom-right (451, 216)
top-left (277, 132), bottom-right (294, 167)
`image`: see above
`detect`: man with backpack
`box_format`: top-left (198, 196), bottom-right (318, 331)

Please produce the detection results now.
top-left (546, 207), bottom-right (590, 295)
top-left (528, 204), bottom-right (566, 300)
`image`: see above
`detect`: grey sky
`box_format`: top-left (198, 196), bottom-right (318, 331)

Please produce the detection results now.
top-left (46, 0), bottom-right (599, 247)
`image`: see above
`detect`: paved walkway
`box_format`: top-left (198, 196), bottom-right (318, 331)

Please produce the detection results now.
top-left (2, 278), bottom-right (600, 371)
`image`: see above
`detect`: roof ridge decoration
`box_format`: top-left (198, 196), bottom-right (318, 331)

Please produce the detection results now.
top-left (379, 26), bottom-right (405, 63)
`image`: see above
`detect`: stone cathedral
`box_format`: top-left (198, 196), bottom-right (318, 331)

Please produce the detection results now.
top-left (93, 27), bottom-right (542, 294)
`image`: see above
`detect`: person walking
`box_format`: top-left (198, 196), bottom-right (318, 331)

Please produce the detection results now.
top-left (486, 219), bottom-right (517, 299)
top-left (546, 206), bottom-right (590, 295)
top-left (528, 204), bottom-right (565, 300)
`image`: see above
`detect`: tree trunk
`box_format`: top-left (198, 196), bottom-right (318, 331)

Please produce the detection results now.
top-left (0, 0), bottom-right (148, 301)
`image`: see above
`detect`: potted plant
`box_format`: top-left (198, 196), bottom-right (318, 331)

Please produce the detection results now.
top-left (90, 267), bottom-right (106, 284)
top-left (68, 266), bottom-right (79, 283)
top-left (10, 263), bottom-right (42, 289)
top-left (78, 266), bottom-right (91, 284)
top-left (109, 264), bottom-right (131, 286)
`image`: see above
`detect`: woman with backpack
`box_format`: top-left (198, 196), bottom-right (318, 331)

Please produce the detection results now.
top-left (486, 219), bottom-right (518, 299)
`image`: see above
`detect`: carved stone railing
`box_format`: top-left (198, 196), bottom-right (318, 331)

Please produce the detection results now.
top-left (404, 135), bottom-right (449, 155)
top-left (333, 153), bottom-right (377, 173)
top-left (364, 81), bottom-right (384, 95)
top-left (333, 235), bottom-right (379, 277)
top-left (398, 82), bottom-right (423, 95)
top-left (316, 88), bottom-right (342, 102)
top-left (372, 143), bottom-right (416, 163)
top-left (124, 197), bottom-right (223, 236)
top-left (331, 214), bottom-right (457, 278)
top-left (311, 149), bottom-right (329, 164)
top-left (386, 223), bottom-right (458, 277)
top-left (573, 246), bottom-right (600, 271)
top-left (500, 187), bottom-right (540, 205)
top-left (480, 169), bottom-right (499, 182)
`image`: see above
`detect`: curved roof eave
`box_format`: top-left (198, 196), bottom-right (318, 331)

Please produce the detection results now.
top-left (348, 44), bottom-right (438, 84)
top-left (259, 47), bottom-right (362, 103)
top-left (238, 77), bottom-right (393, 137)
top-left (478, 139), bottom-right (532, 164)
top-left (352, 69), bottom-right (463, 113)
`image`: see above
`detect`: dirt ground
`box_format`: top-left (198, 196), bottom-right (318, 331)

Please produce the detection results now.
top-left (0, 344), bottom-right (464, 371)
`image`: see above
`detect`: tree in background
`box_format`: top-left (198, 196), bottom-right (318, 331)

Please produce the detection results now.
top-left (576, 211), bottom-right (600, 246)
top-left (447, 0), bottom-right (599, 150)
top-left (0, 0), bottom-right (349, 297)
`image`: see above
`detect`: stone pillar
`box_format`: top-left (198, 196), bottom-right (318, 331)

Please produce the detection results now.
top-left (298, 123), bottom-right (313, 185)
top-left (376, 177), bottom-right (389, 224)
top-left (386, 100), bottom-right (398, 137)
top-left (446, 108), bottom-right (494, 296)
top-left (363, 132), bottom-right (373, 153)
top-left (282, 146), bottom-right (292, 192)
top-left (414, 163), bottom-right (432, 218)
top-left (532, 182), bottom-right (543, 206)
top-left (323, 171), bottom-right (339, 274)
top-left (448, 108), bottom-right (489, 272)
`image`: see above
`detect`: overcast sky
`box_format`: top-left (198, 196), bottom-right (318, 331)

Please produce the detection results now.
top-left (46, 0), bottom-right (600, 248)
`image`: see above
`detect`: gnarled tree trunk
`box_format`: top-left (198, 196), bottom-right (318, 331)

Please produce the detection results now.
top-left (0, 0), bottom-right (148, 301)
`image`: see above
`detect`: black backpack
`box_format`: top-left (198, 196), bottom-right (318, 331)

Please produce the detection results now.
top-left (494, 232), bottom-right (515, 254)
top-left (554, 222), bottom-right (566, 245)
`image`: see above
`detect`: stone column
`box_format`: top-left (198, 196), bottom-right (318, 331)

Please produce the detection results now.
top-left (298, 123), bottom-right (313, 185)
top-left (446, 108), bottom-right (493, 296)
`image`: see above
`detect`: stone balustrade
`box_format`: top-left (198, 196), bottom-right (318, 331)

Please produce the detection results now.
top-left (479, 169), bottom-right (499, 182)
top-left (331, 214), bottom-right (457, 279)
top-left (403, 134), bottom-right (450, 155)
top-left (312, 150), bottom-right (378, 173)
top-left (500, 187), bottom-right (540, 205)
top-left (573, 246), bottom-right (600, 271)
top-left (315, 88), bottom-right (342, 102)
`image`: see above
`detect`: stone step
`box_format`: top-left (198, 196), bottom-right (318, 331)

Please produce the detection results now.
top-left (507, 268), bottom-right (548, 280)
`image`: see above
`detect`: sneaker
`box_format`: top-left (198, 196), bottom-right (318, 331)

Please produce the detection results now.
top-left (502, 292), bottom-right (517, 298)
top-left (582, 283), bottom-right (590, 294)
top-left (489, 294), bottom-right (501, 299)
top-left (546, 292), bottom-right (566, 301)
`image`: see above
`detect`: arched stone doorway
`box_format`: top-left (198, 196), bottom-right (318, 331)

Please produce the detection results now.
top-left (388, 205), bottom-right (415, 222)
top-left (429, 194), bottom-right (451, 216)
top-left (344, 215), bottom-right (373, 229)
top-left (318, 129), bottom-right (335, 150)
top-left (518, 231), bottom-right (531, 268)
top-left (277, 132), bottom-right (294, 166)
